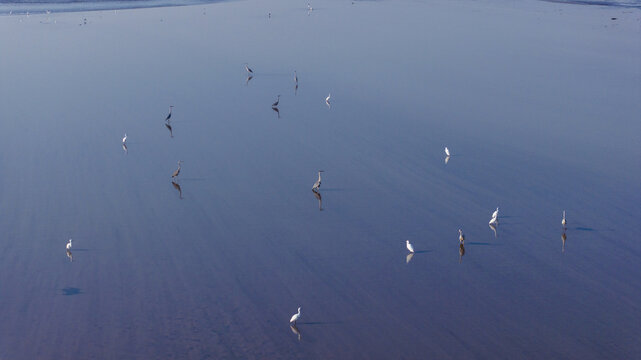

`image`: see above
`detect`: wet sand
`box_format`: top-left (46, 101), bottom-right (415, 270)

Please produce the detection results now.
top-left (0, 0), bottom-right (639, 358)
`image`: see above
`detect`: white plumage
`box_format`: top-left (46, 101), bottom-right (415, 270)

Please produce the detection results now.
top-left (122, 133), bottom-right (127, 144)
top-left (325, 93), bottom-right (331, 107)
top-left (562, 211), bottom-right (566, 227)
top-left (289, 307), bottom-right (301, 324)
top-left (406, 240), bottom-right (415, 253)
top-left (444, 147), bottom-right (450, 157)
top-left (66, 239), bottom-right (73, 250)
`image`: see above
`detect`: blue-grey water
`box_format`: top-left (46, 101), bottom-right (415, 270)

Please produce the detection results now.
top-left (0, 0), bottom-right (639, 359)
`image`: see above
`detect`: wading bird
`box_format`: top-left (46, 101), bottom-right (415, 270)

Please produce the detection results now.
top-left (406, 240), bottom-right (415, 253)
top-left (66, 238), bottom-right (73, 250)
top-left (562, 211), bottom-right (567, 228)
top-left (165, 105), bottom-right (174, 121)
top-left (444, 147), bottom-right (450, 157)
top-left (172, 161), bottom-right (183, 179)
top-left (272, 95), bottom-right (280, 108)
top-left (458, 229), bottom-right (465, 243)
top-left (325, 93), bottom-right (331, 108)
top-left (122, 133), bottom-right (127, 145)
top-left (312, 170), bottom-right (324, 190)
top-left (244, 63), bottom-right (253, 74)
top-left (290, 307), bottom-right (301, 324)
top-left (492, 207), bottom-right (499, 221)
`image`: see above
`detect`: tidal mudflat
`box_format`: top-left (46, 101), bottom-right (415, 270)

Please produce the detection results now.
top-left (0, 0), bottom-right (639, 358)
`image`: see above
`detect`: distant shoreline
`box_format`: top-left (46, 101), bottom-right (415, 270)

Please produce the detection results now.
top-left (0, 0), bottom-right (225, 15)
top-left (539, 0), bottom-right (640, 7)
top-left (1, 0), bottom-right (639, 15)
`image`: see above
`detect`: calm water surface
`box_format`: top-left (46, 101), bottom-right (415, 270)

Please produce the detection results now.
top-left (0, 0), bottom-right (639, 358)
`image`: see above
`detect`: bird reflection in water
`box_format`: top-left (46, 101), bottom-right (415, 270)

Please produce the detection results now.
top-left (66, 249), bottom-right (73, 262)
top-left (406, 252), bottom-right (414, 264)
top-left (290, 324), bottom-right (301, 341)
top-left (312, 189), bottom-right (323, 211)
top-left (459, 243), bottom-right (465, 263)
top-left (488, 222), bottom-right (497, 238)
top-left (444, 155), bottom-right (450, 164)
top-left (245, 75), bottom-right (253, 86)
top-left (122, 143), bottom-right (128, 154)
top-left (272, 106), bottom-right (280, 119)
top-left (561, 232), bottom-right (567, 253)
top-left (165, 121), bottom-right (174, 138)
top-left (172, 181), bottom-right (183, 200)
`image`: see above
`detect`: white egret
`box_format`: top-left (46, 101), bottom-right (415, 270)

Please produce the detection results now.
top-left (122, 133), bottom-right (127, 145)
top-left (325, 93), bottom-right (331, 108)
top-left (312, 170), bottom-right (324, 190)
top-left (289, 307), bottom-right (301, 324)
top-left (406, 240), bottom-right (415, 253)
top-left (444, 147), bottom-right (450, 157)
top-left (491, 207), bottom-right (499, 220)
top-left (172, 160), bottom-right (183, 179)
top-left (244, 63), bottom-right (253, 74)
top-left (165, 105), bottom-right (174, 121)
top-left (272, 95), bottom-right (280, 108)
top-left (562, 211), bottom-right (566, 228)
top-left (66, 238), bottom-right (73, 250)
top-left (458, 229), bottom-right (465, 243)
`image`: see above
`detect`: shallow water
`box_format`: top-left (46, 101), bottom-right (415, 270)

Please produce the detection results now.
top-left (0, 0), bottom-right (639, 359)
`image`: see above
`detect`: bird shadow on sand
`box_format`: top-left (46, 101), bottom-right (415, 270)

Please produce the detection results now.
top-left (60, 287), bottom-right (84, 296)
